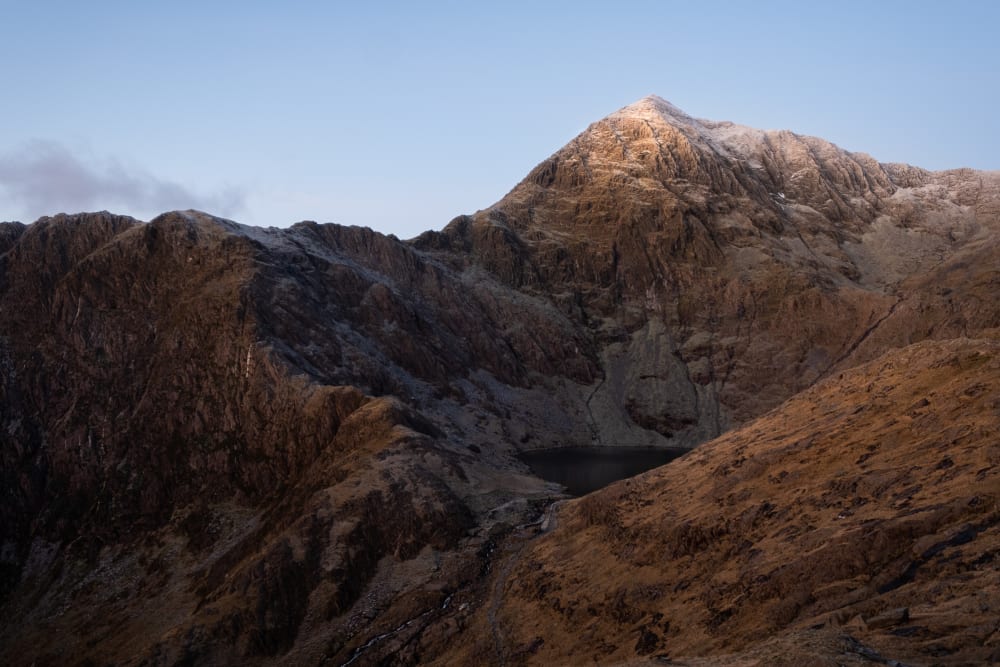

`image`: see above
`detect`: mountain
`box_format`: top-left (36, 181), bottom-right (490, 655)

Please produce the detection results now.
top-left (422, 95), bottom-right (1000, 431)
top-left (1, 96), bottom-right (998, 665)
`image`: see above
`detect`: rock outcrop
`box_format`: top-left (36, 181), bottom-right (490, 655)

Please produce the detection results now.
top-left (0, 95), bottom-right (998, 665)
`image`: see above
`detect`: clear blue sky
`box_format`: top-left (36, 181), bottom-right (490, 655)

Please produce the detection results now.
top-left (2, 1), bottom-right (998, 238)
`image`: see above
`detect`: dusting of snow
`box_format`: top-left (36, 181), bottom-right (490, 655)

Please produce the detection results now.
top-left (611, 95), bottom-right (736, 159)
top-left (612, 95), bottom-right (852, 167)
top-left (612, 95), bottom-right (779, 161)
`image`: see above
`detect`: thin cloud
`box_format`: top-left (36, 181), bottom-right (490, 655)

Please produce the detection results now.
top-left (0, 141), bottom-right (245, 221)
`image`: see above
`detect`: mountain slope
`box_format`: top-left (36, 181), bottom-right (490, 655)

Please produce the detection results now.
top-left (442, 337), bottom-right (1000, 665)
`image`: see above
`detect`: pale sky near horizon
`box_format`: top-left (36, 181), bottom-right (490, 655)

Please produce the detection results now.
top-left (2, 1), bottom-right (998, 238)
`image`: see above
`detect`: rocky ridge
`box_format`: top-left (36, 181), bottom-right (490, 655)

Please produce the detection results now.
top-left (0, 96), bottom-right (997, 665)
top-left (0, 210), bottom-right (594, 664)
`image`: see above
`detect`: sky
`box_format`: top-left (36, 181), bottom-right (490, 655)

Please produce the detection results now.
top-left (1, 1), bottom-right (998, 238)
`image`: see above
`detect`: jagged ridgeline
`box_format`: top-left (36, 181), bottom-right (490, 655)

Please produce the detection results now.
top-left (1, 96), bottom-right (998, 665)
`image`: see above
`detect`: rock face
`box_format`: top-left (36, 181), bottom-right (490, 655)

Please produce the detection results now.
top-left (423, 96), bottom-right (1000, 434)
top-left (0, 96), bottom-right (998, 665)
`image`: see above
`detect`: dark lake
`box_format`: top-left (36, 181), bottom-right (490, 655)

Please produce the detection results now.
top-left (519, 446), bottom-right (688, 497)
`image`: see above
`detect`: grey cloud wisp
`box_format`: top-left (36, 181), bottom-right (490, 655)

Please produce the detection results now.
top-left (0, 141), bottom-right (245, 221)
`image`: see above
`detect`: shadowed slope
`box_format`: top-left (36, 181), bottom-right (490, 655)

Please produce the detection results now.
top-left (0, 210), bottom-right (593, 665)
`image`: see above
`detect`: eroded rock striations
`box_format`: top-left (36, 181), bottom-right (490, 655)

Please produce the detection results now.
top-left (0, 96), bottom-right (998, 665)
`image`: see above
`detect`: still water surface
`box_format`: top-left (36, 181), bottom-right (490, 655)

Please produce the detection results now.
top-left (520, 446), bottom-right (687, 497)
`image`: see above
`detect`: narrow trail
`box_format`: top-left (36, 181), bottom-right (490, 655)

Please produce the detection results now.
top-left (487, 500), bottom-right (565, 666)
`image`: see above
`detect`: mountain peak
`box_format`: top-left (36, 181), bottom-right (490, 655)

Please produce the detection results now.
top-left (615, 94), bottom-right (697, 125)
